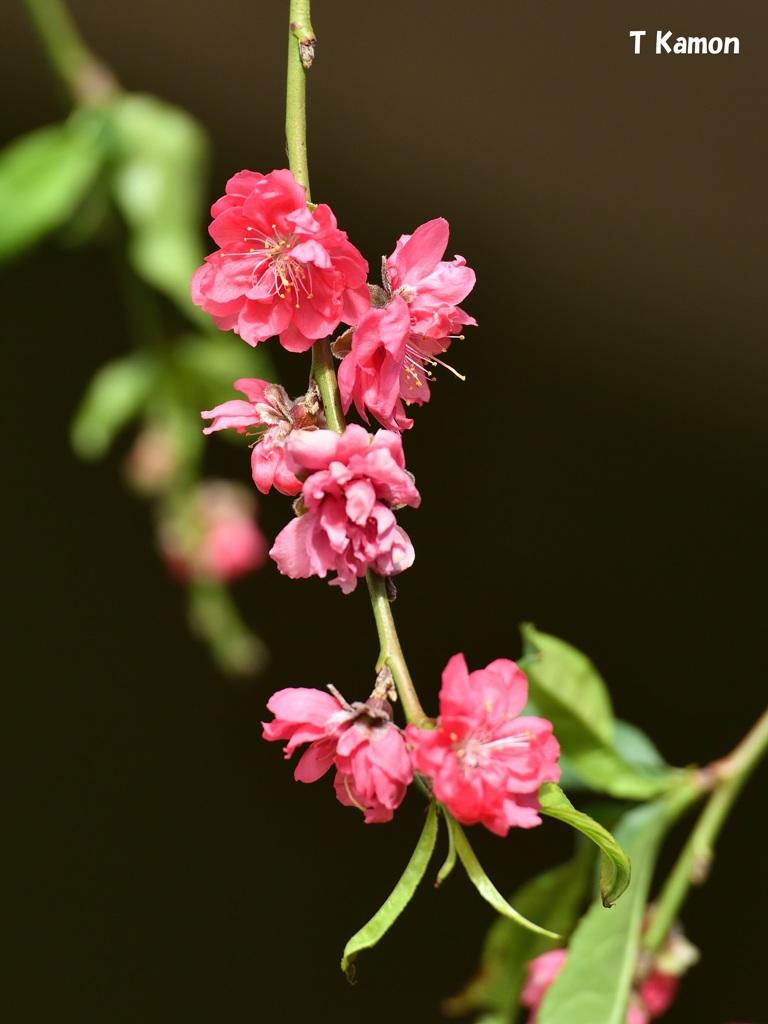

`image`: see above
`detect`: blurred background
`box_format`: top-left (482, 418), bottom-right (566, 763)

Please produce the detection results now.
top-left (5, 1), bottom-right (766, 1021)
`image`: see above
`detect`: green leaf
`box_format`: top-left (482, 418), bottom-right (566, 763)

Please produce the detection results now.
top-left (447, 815), bottom-right (560, 940)
top-left (536, 786), bottom-right (698, 1024)
top-left (108, 94), bottom-right (209, 315)
top-left (70, 352), bottom-right (157, 459)
top-left (170, 333), bottom-right (273, 410)
top-left (613, 718), bottom-right (670, 773)
top-left (435, 813), bottom-right (457, 887)
top-left (445, 842), bottom-right (594, 1020)
top-left (538, 784), bottom-right (630, 907)
top-left (520, 624), bottom-right (677, 800)
top-left (0, 116), bottom-right (105, 261)
top-left (340, 800), bottom-right (439, 980)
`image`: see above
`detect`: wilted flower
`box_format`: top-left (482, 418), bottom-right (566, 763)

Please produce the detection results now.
top-left (270, 424), bottom-right (421, 594)
top-left (192, 169), bottom-right (369, 352)
top-left (202, 379), bottom-right (324, 496)
top-left (263, 685), bottom-right (413, 823)
top-left (406, 654), bottom-right (560, 836)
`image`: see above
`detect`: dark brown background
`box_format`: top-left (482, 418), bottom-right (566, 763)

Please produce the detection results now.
top-left (5, 2), bottom-right (767, 1022)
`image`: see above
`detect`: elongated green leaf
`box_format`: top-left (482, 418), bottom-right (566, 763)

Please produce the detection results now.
top-left (521, 625), bottom-right (677, 800)
top-left (538, 784), bottom-right (630, 907)
top-left (70, 352), bottom-right (157, 458)
top-left (0, 116), bottom-right (105, 261)
top-left (109, 94), bottom-right (208, 315)
top-left (341, 800), bottom-right (439, 979)
top-left (537, 786), bottom-right (699, 1024)
top-left (447, 815), bottom-right (559, 939)
top-left (445, 842), bottom-right (594, 1020)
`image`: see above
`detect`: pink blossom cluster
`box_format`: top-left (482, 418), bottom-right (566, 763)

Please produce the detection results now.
top-left (263, 655), bottom-right (560, 833)
top-left (193, 169), bottom-right (476, 433)
top-left (194, 169), bottom-right (477, 595)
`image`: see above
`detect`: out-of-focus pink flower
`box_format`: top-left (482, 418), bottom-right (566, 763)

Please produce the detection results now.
top-left (625, 1007), bottom-right (651, 1024)
top-left (406, 654), bottom-right (560, 836)
top-left (124, 421), bottom-right (181, 496)
top-left (520, 948), bottom-right (567, 1013)
top-left (637, 971), bottom-right (679, 1017)
top-left (263, 687), bottom-right (413, 822)
top-left (270, 424), bottom-right (421, 594)
top-left (201, 379), bottom-right (324, 496)
top-left (191, 169), bottom-right (369, 352)
top-left (337, 218), bottom-right (475, 430)
top-left (159, 480), bottom-right (267, 583)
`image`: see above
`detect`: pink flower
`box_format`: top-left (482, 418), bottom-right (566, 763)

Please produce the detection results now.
top-left (202, 379), bottom-right (324, 497)
top-left (637, 971), bottom-right (679, 1017)
top-left (520, 948), bottom-right (567, 1014)
top-left (387, 217), bottom-right (476, 340)
top-left (263, 687), bottom-right (413, 822)
top-left (158, 480), bottom-right (267, 583)
top-left (191, 169), bottom-right (369, 352)
top-left (337, 218), bottom-right (475, 431)
top-left (406, 654), bottom-right (560, 836)
top-left (269, 424), bottom-right (421, 594)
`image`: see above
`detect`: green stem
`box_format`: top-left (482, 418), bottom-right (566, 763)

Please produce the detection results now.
top-left (366, 572), bottom-right (426, 725)
top-left (643, 705), bottom-right (768, 952)
top-left (23, 0), bottom-right (118, 104)
top-left (310, 338), bottom-right (346, 434)
top-left (284, 1), bottom-right (423, 723)
top-left (286, 0), bottom-right (314, 198)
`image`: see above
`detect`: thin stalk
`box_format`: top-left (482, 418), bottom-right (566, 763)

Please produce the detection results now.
top-left (23, 0), bottom-right (118, 104)
top-left (284, 1), bottom-right (423, 721)
top-left (643, 705), bottom-right (768, 952)
top-left (366, 571), bottom-right (427, 725)
top-left (285, 0), bottom-right (314, 197)
top-left (310, 338), bottom-right (346, 433)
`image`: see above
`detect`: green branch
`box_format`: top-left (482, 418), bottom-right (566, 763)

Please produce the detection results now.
top-left (643, 705), bottom-right (768, 951)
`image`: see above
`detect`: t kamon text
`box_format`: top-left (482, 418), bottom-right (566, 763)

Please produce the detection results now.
top-left (630, 31), bottom-right (740, 55)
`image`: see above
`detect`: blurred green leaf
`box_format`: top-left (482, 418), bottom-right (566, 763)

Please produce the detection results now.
top-left (445, 843), bottom-right (594, 1021)
top-left (538, 784), bottom-right (630, 907)
top-left (520, 625), bottom-right (678, 800)
top-left (613, 718), bottom-right (670, 772)
top-left (536, 787), bottom-right (697, 1024)
top-left (109, 94), bottom-right (208, 316)
top-left (187, 580), bottom-right (267, 677)
top-left (0, 114), bottom-right (105, 262)
top-left (171, 333), bottom-right (273, 409)
top-left (71, 351), bottom-right (157, 458)
top-left (341, 800), bottom-right (439, 980)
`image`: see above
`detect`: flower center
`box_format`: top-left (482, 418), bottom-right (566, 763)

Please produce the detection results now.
top-left (228, 224), bottom-right (315, 306)
top-left (454, 730), bottom-right (530, 773)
